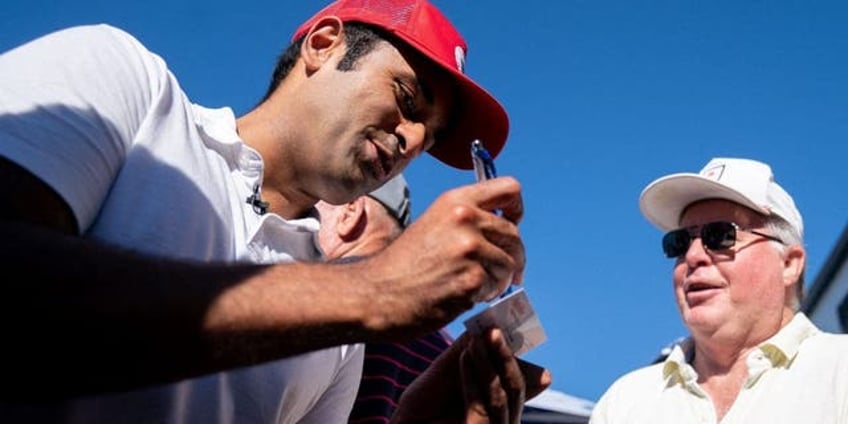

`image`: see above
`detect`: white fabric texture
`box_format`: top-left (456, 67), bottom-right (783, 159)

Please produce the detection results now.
top-left (639, 157), bottom-right (803, 235)
top-left (0, 24), bottom-right (363, 423)
top-left (590, 313), bottom-right (848, 424)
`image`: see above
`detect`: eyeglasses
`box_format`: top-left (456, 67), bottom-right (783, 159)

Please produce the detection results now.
top-left (662, 221), bottom-right (784, 258)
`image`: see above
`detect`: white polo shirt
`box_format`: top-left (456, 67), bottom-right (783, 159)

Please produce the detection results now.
top-left (0, 24), bottom-right (363, 423)
top-left (590, 313), bottom-right (848, 424)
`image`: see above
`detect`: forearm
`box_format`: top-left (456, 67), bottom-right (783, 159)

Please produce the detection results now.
top-left (0, 222), bottom-right (373, 399)
top-left (0, 170), bottom-right (526, 400)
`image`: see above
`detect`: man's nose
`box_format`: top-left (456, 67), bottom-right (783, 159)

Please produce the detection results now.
top-left (395, 121), bottom-right (427, 158)
top-left (684, 235), bottom-right (712, 267)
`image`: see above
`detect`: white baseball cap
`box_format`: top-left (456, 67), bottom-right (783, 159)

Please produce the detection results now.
top-left (639, 157), bottom-right (803, 236)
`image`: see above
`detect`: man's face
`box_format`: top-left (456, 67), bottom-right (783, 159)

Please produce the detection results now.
top-left (672, 199), bottom-right (789, 342)
top-left (305, 38), bottom-right (454, 205)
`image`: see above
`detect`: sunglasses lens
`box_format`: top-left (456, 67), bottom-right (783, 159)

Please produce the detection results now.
top-left (702, 221), bottom-right (736, 250)
top-left (662, 229), bottom-right (691, 258)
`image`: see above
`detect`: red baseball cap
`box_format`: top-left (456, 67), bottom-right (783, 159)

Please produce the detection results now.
top-left (292, 0), bottom-right (509, 170)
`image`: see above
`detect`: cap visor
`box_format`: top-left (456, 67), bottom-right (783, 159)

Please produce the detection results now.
top-left (392, 33), bottom-right (508, 170)
top-left (639, 173), bottom-right (768, 231)
top-left (427, 74), bottom-right (508, 169)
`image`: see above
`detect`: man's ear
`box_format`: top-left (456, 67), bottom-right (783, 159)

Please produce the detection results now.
top-left (782, 244), bottom-right (806, 287)
top-left (300, 16), bottom-right (345, 72)
top-left (337, 197), bottom-right (367, 240)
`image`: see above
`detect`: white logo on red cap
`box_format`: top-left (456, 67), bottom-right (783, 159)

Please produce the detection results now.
top-left (454, 46), bottom-right (466, 74)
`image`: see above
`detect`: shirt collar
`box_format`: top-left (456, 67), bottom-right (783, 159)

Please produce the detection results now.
top-left (662, 337), bottom-right (698, 388)
top-left (661, 313), bottom-right (820, 389)
top-left (759, 312), bottom-right (819, 366)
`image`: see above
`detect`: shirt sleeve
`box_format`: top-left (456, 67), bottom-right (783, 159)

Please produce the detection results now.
top-left (298, 343), bottom-right (365, 424)
top-left (0, 24), bottom-right (169, 232)
top-left (588, 383), bottom-right (615, 424)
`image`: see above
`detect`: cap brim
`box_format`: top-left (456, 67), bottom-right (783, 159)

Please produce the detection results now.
top-left (425, 72), bottom-right (508, 169)
top-left (392, 36), bottom-right (508, 170)
top-left (639, 173), bottom-right (769, 231)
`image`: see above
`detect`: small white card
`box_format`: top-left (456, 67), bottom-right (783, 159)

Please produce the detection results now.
top-left (463, 287), bottom-right (546, 356)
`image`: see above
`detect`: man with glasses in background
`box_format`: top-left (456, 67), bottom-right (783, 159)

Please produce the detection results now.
top-left (590, 157), bottom-right (848, 423)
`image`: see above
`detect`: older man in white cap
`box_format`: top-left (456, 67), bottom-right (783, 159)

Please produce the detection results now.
top-left (591, 157), bottom-right (848, 424)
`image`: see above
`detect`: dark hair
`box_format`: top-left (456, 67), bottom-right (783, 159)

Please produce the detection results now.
top-left (261, 22), bottom-right (389, 102)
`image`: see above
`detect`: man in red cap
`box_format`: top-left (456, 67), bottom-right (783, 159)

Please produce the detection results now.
top-left (0, 0), bottom-right (547, 422)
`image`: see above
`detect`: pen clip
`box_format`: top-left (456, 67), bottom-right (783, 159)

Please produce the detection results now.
top-left (471, 139), bottom-right (497, 182)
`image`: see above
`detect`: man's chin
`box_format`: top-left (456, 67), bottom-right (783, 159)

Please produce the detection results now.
top-left (683, 308), bottom-right (726, 331)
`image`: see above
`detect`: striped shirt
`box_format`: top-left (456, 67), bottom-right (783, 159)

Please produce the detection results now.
top-left (348, 330), bottom-right (453, 423)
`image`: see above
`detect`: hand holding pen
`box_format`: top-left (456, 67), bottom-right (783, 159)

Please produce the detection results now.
top-left (463, 141), bottom-right (547, 356)
top-left (471, 139), bottom-right (519, 298)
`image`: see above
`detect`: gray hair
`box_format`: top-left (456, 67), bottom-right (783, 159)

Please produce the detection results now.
top-left (763, 214), bottom-right (805, 310)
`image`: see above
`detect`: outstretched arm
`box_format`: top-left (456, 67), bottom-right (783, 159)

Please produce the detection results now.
top-left (1, 157), bottom-right (527, 400)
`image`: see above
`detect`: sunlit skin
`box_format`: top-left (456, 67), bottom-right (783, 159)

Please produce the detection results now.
top-left (314, 195), bottom-right (400, 260)
top-left (237, 17), bottom-right (454, 219)
top-left (671, 199), bottom-right (805, 419)
top-left (675, 200), bottom-right (788, 346)
top-left (0, 11), bottom-right (539, 408)
top-left (314, 194), bottom-right (547, 423)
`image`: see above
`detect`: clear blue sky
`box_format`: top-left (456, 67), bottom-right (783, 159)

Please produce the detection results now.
top-left (3, 0), bottom-right (846, 403)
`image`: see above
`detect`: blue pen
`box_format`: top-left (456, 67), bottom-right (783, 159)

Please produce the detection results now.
top-left (471, 139), bottom-right (501, 217)
top-left (471, 139), bottom-right (497, 182)
top-left (470, 139), bottom-right (516, 300)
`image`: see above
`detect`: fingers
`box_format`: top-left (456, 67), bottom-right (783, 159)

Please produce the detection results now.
top-left (518, 358), bottom-right (553, 401)
top-left (460, 345), bottom-right (495, 423)
top-left (489, 329), bottom-right (526, 424)
top-left (467, 176), bottom-right (524, 225)
top-left (461, 328), bottom-right (526, 424)
top-left (472, 177), bottom-right (525, 286)
top-left (394, 330), bottom-right (545, 424)
top-left (475, 202), bottom-right (526, 291)
top-left (362, 177), bottom-right (525, 336)
top-left (441, 178), bottom-right (526, 298)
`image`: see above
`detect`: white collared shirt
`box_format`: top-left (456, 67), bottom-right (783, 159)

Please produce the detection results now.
top-left (591, 313), bottom-right (848, 424)
top-left (0, 23), bottom-right (362, 423)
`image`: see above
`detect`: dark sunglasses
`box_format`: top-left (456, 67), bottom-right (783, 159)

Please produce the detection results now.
top-left (662, 221), bottom-right (784, 258)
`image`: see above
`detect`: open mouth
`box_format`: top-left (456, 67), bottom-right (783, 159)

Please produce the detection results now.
top-left (686, 283), bottom-right (716, 293)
